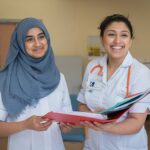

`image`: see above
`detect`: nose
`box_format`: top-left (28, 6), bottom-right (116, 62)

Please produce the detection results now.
top-left (114, 35), bottom-right (121, 43)
top-left (34, 38), bottom-right (41, 47)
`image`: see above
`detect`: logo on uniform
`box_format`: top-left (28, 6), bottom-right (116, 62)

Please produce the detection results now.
top-left (90, 81), bottom-right (95, 87)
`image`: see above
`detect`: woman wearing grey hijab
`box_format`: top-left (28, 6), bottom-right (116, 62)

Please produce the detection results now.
top-left (0, 18), bottom-right (72, 150)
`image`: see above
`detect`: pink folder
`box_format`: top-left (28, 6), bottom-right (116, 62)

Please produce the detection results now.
top-left (42, 109), bottom-right (127, 125)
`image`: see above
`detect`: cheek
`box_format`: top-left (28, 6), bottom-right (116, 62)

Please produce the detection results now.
top-left (102, 38), bottom-right (110, 49)
top-left (25, 43), bottom-right (31, 50)
top-left (25, 43), bottom-right (33, 54)
top-left (123, 40), bottom-right (131, 51)
top-left (102, 36), bottom-right (113, 44)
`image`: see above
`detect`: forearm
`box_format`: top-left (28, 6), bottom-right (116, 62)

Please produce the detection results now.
top-left (0, 121), bottom-right (26, 137)
top-left (0, 115), bottom-right (53, 137)
top-left (79, 102), bottom-right (91, 112)
top-left (104, 113), bottom-right (147, 135)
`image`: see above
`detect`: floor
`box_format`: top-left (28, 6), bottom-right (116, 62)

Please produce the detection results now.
top-left (64, 142), bottom-right (83, 150)
top-left (0, 119), bottom-right (150, 150)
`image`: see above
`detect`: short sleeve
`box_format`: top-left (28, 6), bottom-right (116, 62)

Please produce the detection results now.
top-left (129, 63), bottom-right (150, 113)
top-left (0, 93), bottom-right (8, 121)
top-left (77, 62), bottom-right (91, 104)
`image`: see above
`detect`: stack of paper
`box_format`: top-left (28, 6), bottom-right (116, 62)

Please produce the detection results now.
top-left (42, 111), bottom-right (110, 124)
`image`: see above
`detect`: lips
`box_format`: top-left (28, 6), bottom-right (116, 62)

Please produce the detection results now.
top-left (111, 45), bottom-right (124, 49)
top-left (33, 47), bottom-right (43, 51)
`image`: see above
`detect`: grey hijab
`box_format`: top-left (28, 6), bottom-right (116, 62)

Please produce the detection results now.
top-left (0, 18), bottom-right (60, 116)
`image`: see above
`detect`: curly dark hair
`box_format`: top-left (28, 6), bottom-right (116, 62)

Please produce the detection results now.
top-left (98, 14), bottom-right (134, 38)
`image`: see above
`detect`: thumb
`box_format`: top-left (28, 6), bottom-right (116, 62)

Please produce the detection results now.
top-left (94, 107), bottom-right (105, 113)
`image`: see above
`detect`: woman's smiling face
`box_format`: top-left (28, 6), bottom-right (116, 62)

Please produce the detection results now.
top-left (25, 27), bottom-right (48, 58)
top-left (102, 21), bottom-right (132, 61)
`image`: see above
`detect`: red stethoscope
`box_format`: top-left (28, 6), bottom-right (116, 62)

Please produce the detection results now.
top-left (90, 64), bottom-right (131, 97)
top-left (90, 64), bottom-right (103, 76)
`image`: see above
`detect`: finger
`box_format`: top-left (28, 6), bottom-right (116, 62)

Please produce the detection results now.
top-left (60, 124), bottom-right (71, 130)
top-left (65, 123), bottom-right (74, 128)
top-left (93, 121), bottom-right (103, 127)
top-left (80, 121), bottom-right (91, 127)
top-left (93, 107), bottom-right (105, 113)
top-left (41, 120), bottom-right (52, 128)
top-left (39, 123), bottom-right (51, 131)
top-left (83, 121), bottom-right (102, 131)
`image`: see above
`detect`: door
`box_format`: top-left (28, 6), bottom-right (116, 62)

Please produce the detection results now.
top-left (0, 20), bottom-right (18, 68)
top-left (0, 20), bottom-right (20, 149)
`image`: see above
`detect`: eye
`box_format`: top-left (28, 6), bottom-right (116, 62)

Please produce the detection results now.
top-left (107, 33), bottom-right (115, 37)
top-left (25, 37), bottom-right (34, 42)
top-left (121, 34), bottom-right (128, 37)
top-left (38, 33), bottom-right (46, 40)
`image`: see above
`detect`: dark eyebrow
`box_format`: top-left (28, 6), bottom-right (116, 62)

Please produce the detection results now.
top-left (121, 31), bottom-right (130, 33)
top-left (38, 32), bottom-right (45, 36)
top-left (25, 35), bottom-right (33, 39)
top-left (25, 32), bottom-right (45, 38)
top-left (106, 30), bottom-right (130, 33)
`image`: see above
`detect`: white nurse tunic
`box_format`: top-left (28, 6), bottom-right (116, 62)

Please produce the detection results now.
top-left (0, 73), bottom-right (72, 150)
top-left (77, 52), bottom-right (150, 150)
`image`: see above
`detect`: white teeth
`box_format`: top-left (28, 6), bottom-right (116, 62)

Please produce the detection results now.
top-left (111, 46), bottom-right (123, 49)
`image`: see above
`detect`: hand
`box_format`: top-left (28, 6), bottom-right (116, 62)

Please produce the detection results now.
top-left (24, 115), bottom-right (52, 131)
top-left (80, 121), bottom-right (115, 132)
top-left (93, 107), bottom-right (105, 113)
top-left (59, 122), bottom-right (76, 133)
